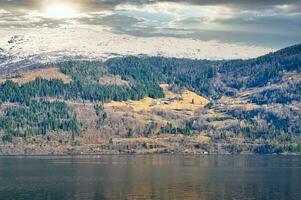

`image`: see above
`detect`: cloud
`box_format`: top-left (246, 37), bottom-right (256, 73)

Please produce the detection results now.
top-left (0, 0), bottom-right (301, 47)
top-left (0, 9), bottom-right (10, 14)
top-left (2, 0), bottom-right (300, 12)
top-left (106, 1), bottom-right (301, 46)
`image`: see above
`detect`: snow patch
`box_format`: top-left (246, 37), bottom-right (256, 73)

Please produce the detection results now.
top-left (0, 27), bottom-right (276, 69)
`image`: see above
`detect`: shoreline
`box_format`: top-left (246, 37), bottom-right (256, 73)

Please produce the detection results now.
top-left (0, 152), bottom-right (300, 156)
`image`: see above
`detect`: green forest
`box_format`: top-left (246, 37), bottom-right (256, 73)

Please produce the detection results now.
top-left (0, 44), bottom-right (301, 153)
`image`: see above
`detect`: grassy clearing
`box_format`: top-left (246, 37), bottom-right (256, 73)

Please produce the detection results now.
top-left (105, 84), bottom-right (209, 115)
top-left (0, 67), bottom-right (72, 84)
top-left (99, 75), bottom-right (129, 85)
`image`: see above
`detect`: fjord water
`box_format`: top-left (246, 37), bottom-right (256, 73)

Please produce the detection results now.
top-left (0, 155), bottom-right (300, 200)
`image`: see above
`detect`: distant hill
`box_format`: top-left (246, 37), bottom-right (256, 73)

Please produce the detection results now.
top-left (219, 43), bottom-right (301, 88)
top-left (0, 44), bottom-right (300, 155)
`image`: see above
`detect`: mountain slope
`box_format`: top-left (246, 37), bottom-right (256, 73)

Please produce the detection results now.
top-left (219, 43), bottom-right (301, 89)
top-left (0, 44), bottom-right (300, 154)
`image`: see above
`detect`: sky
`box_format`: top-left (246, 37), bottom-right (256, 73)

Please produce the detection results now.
top-left (0, 0), bottom-right (301, 60)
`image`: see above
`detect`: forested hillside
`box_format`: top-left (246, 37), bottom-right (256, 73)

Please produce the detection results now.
top-left (220, 44), bottom-right (301, 89)
top-left (0, 44), bottom-right (300, 154)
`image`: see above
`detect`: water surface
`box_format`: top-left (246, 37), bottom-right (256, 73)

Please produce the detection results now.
top-left (0, 155), bottom-right (300, 200)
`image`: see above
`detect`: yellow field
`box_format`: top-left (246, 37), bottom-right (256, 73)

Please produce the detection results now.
top-left (208, 119), bottom-right (238, 127)
top-left (220, 95), bottom-right (259, 110)
top-left (0, 67), bottom-right (72, 84)
top-left (105, 84), bottom-right (209, 115)
top-left (194, 134), bottom-right (210, 143)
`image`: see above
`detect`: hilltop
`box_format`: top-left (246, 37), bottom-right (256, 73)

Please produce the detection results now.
top-left (0, 44), bottom-right (300, 155)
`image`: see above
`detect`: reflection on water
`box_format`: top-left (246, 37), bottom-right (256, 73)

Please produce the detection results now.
top-left (0, 155), bottom-right (301, 200)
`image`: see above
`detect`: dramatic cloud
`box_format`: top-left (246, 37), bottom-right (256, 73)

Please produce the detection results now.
top-left (0, 0), bottom-right (301, 47)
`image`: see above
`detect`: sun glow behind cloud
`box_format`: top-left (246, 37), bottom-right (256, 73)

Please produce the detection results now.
top-left (1, 0), bottom-right (301, 48)
top-left (41, 3), bottom-right (79, 19)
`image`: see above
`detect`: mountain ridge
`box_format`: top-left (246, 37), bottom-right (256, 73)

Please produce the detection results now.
top-left (0, 43), bottom-right (300, 155)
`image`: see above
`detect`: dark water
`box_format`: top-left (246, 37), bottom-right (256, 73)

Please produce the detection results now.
top-left (0, 155), bottom-right (301, 200)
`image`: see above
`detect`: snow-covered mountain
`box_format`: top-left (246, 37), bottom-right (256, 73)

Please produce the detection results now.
top-left (0, 27), bottom-right (276, 74)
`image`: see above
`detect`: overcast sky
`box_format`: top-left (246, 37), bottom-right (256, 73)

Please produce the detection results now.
top-left (1, 0), bottom-right (301, 48)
